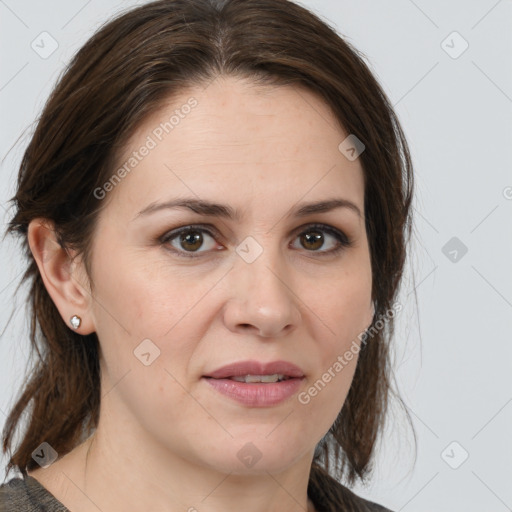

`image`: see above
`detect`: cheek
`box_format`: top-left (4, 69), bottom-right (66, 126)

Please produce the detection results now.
top-left (89, 251), bottom-right (209, 393)
top-left (317, 265), bottom-right (372, 345)
top-left (90, 257), bottom-right (198, 423)
top-left (91, 251), bottom-right (188, 337)
top-left (306, 261), bottom-right (372, 399)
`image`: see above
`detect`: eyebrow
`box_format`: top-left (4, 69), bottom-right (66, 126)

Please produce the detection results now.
top-left (133, 197), bottom-right (362, 222)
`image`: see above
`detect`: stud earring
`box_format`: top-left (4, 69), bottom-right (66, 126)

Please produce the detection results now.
top-left (70, 315), bottom-right (81, 329)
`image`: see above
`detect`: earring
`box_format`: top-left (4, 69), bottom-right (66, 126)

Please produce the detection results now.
top-left (70, 315), bottom-right (81, 329)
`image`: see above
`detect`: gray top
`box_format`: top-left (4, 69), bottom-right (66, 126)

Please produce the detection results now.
top-left (0, 473), bottom-right (393, 511)
top-left (0, 475), bottom-right (69, 511)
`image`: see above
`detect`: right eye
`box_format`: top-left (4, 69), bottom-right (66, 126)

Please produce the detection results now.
top-left (160, 225), bottom-right (222, 258)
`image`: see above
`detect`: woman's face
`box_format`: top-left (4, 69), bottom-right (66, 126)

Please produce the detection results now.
top-left (84, 76), bottom-right (373, 474)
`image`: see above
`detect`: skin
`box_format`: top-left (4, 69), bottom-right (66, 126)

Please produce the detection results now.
top-left (27, 75), bottom-right (374, 512)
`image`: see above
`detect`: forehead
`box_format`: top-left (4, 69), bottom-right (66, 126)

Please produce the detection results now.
top-left (105, 76), bottom-right (365, 219)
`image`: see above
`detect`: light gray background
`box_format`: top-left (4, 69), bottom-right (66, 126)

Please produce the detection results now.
top-left (1, 1), bottom-right (511, 511)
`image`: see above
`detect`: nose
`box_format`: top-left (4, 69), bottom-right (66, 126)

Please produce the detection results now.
top-left (222, 241), bottom-right (301, 338)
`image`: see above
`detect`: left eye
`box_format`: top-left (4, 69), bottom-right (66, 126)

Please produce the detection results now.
top-left (160, 224), bottom-right (351, 258)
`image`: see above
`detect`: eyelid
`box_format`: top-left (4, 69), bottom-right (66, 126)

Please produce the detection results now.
top-left (159, 222), bottom-right (353, 258)
top-left (160, 223), bottom-right (223, 243)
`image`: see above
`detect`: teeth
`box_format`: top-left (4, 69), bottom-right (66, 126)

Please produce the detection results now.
top-left (231, 374), bottom-right (286, 383)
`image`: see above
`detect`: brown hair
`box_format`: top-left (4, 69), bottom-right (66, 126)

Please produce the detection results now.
top-left (2, 0), bottom-right (414, 509)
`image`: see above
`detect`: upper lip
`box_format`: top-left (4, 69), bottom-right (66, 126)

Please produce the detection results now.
top-left (203, 360), bottom-right (305, 379)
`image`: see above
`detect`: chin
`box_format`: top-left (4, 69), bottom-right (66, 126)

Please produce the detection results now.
top-left (197, 435), bottom-right (310, 476)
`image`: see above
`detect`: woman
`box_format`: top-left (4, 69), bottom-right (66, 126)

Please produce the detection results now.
top-left (0, 0), bottom-right (414, 510)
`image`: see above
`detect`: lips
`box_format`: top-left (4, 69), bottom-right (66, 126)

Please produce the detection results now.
top-left (203, 360), bottom-right (305, 380)
top-left (202, 360), bottom-right (305, 406)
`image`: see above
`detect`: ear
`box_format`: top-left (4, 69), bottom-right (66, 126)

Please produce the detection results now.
top-left (27, 218), bottom-right (96, 334)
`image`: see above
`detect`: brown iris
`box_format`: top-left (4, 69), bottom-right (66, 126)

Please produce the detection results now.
top-left (180, 231), bottom-right (203, 251)
top-left (300, 231), bottom-right (323, 251)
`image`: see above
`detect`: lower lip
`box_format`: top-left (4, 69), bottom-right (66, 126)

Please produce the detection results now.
top-left (202, 377), bottom-right (304, 406)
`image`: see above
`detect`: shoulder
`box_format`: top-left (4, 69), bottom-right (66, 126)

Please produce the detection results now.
top-left (0, 474), bottom-right (69, 512)
top-left (0, 477), bottom-right (32, 512)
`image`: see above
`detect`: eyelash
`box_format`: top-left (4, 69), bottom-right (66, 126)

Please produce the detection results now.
top-left (158, 223), bottom-right (353, 259)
